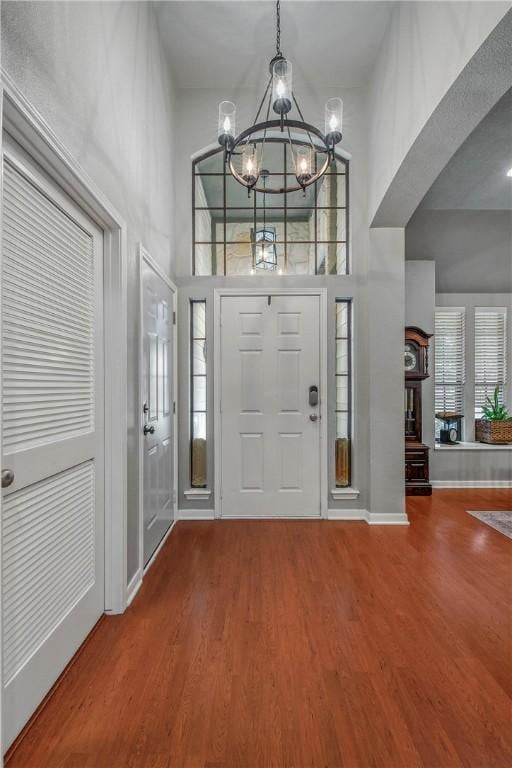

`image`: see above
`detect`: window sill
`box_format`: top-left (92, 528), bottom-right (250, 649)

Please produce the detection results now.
top-left (435, 441), bottom-right (512, 451)
top-left (184, 488), bottom-right (212, 500)
top-left (331, 487), bottom-right (360, 500)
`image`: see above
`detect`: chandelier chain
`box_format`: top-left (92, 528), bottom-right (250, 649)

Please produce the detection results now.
top-left (276, 0), bottom-right (281, 56)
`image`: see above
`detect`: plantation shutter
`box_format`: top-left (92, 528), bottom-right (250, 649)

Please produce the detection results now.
top-left (474, 307), bottom-right (507, 417)
top-left (435, 308), bottom-right (465, 414)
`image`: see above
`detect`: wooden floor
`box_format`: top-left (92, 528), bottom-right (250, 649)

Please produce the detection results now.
top-left (6, 489), bottom-right (512, 768)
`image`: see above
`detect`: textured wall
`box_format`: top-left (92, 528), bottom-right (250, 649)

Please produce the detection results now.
top-left (2, 1), bottom-right (177, 584)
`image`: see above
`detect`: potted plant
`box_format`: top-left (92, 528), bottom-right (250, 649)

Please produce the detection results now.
top-left (475, 386), bottom-right (512, 444)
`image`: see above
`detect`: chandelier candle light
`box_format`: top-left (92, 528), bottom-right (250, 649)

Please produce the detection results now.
top-left (216, 0), bottom-right (343, 195)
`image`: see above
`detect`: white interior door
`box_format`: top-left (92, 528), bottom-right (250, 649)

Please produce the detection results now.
top-left (220, 294), bottom-right (321, 517)
top-left (141, 256), bottom-right (174, 566)
top-left (1, 138), bottom-right (104, 750)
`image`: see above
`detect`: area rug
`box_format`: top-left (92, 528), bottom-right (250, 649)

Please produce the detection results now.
top-left (467, 511), bottom-right (512, 539)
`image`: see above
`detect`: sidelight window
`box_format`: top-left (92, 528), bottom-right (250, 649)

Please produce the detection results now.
top-left (335, 300), bottom-right (352, 487)
top-left (190, 300), bottom-right (207, 487)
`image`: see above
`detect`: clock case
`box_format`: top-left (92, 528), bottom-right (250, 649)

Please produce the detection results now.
top-left (404, 327), bottom-right (433, 496)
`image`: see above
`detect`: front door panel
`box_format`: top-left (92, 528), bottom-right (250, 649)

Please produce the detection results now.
top-left (220, 295), bottom-right (321, 517)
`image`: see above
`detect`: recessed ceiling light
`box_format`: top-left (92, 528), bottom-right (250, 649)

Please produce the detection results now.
top-left (507, 168), bottom-right (512, 177)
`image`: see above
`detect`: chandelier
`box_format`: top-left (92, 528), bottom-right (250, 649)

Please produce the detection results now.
top-left (216, 0), bottom-right (343, 195)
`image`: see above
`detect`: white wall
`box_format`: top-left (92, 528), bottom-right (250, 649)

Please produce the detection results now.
top-left (1, 1), bottom-right (177, 584)
top-left (368, 229), bottom-right (407, 522)
top-left (405, 261), bottom-right (436, 449)
top-left (368, 2), bottom-right (511, 225)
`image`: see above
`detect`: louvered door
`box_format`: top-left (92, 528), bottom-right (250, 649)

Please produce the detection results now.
top-left (1, 138), bottom-right (104, 750)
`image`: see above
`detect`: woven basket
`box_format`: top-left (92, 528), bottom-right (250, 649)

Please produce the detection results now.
top-left (475, 419), bottom-right (512, 444)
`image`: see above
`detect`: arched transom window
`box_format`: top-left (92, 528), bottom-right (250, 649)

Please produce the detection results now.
top-left (193, 144), bottom-right (349, 276)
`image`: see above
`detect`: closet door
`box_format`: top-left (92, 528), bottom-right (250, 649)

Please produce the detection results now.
top-left (1, 139), bottom-right (105, 749)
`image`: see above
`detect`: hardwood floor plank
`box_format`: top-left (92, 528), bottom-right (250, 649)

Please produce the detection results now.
top-left (5, 490), bottom-right (512, 768)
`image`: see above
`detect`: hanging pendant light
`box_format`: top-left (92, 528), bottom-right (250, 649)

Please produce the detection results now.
top-left (216, 0), bottom-right (343, 195)
top-left (254, 171), bottom-right (277, 271)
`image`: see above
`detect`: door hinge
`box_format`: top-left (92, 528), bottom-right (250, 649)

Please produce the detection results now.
top-left (173, 401), bottom-right (176, 415)
top-left (172, 489), bottom-right (177, 503)
top-left (173, 311), bottom-right (176, 325)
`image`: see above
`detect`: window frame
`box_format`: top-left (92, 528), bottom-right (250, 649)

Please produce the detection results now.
top-left (192, 143), bottom-right (350, 276)
top-left (190, 299), bottom-right (207, 488)
top-left (434, 307), bottom-right (466, 435)
top-left (474, 306), bottom-right (508, 418)
top-left (335, 299), bottom-right (352, 487)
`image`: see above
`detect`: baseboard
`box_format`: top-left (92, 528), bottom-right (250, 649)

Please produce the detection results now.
top-left (144, 520), bottom-right (176, 575)
top-left (366, 512), bottom-right (409, 525)
top-left (177, 509), bottom-right (215, 520)
top-left (126, 569), bottom-right (142, 607)
top-left (432, 480), bottom-right (512, 488)
top-left (327, 509), bottom-right (368, 521)
top-left (327, 509), bottom-right (409, 525)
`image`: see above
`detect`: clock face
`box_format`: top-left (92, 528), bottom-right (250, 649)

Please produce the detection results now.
top-left (449, 428), bottom-right (458, 442)
top-left (404, 343), bottom-right (418, 372)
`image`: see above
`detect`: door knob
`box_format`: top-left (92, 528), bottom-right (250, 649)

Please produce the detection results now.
top-left (2, 469), bottom-right (14, 488)
top-left (143, 424), bottom-right (155, 435)
top-left (309, 413), bottom-right (319, 422)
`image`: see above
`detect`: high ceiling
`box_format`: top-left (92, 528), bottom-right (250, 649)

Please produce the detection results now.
top-left (154, 1), bottom-right (395, 90)
top-left (419, 88), bottom-right (512, 211)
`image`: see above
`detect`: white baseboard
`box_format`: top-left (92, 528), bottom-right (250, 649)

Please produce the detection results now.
top-left (177, 509), bottom-right (215, 520)
top-left (367, 512), bottom-right (409, 525)
top-left (327, 509), bottom-right (409, 525)
top-left (432, 480), bottom-right (512, 488)
top-left (126, 569), bottom-right (142, 607)
top-left (327, 509), bottom-right (368, 521)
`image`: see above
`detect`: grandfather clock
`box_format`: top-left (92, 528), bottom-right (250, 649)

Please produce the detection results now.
top-left (404, 327), bottom-right (432, 496)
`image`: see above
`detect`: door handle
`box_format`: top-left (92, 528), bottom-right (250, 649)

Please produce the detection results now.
top-left (2, 469), bottom-right (14, 488)
top-left (309, 413), bottom-right (319, 422)
top-left (309, 385), bottom-right (319, 407)
top-left (143, 424), bottom-right (155, 435)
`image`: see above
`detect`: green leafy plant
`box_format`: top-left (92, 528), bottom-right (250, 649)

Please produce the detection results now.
top-left (481, 386), bottom-right (511, 421)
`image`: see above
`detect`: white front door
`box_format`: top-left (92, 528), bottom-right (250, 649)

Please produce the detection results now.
top-left (220, 294), bottom-right (321, 517)
top-left (141, 255), bottom-right (175, 565)
top-left (1, 138), bottom-right (104, 749)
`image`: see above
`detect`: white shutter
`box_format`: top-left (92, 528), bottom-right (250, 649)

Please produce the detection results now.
top-left (474, 307), bottom-right (507, 417)
top-left (435, 308), bottom-right (465, 414)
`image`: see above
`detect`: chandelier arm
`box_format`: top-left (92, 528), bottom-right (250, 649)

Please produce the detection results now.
top-left (261, 83), bottom-right (272, 161)
top-left (292, 92), bottom-right (316, 152)
top-left (285, 119), bottom-right (297, 177)
top-left (251, 75), bottom-right (273, 130)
